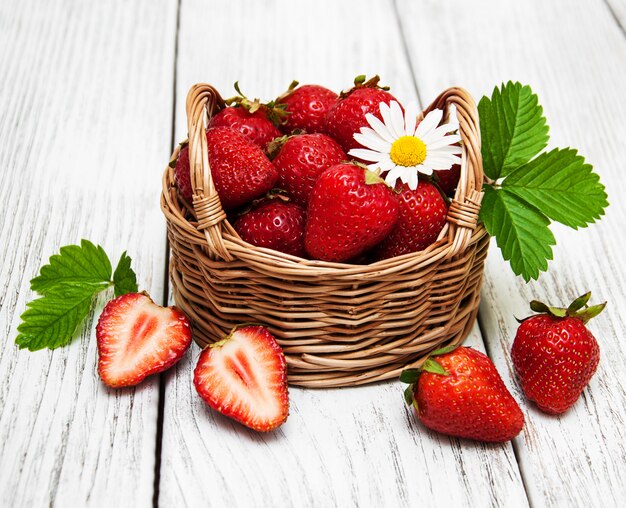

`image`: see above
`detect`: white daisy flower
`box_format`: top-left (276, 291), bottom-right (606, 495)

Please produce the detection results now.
top-left (348, 101), bottom-right (462, 190)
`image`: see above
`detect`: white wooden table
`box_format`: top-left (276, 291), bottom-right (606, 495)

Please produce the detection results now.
top-left (1, 0), bottom-right (625, 506)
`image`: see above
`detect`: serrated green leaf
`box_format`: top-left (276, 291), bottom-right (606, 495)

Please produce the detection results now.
top-left (478, 81), bottom-right (549, 180)
top-left (113, 251), bottom-right (138, 297)
top-left (480, 186), bottom-right (556, 281)
top-left (15, 285), bottom-right (103, 351)
top-left (502, 148), bottom-right (608, 229)
top-left (30, 239), bottom-right (112, 294)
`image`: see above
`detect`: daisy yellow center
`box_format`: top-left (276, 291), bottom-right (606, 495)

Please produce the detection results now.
top-left (389, 136), bottom-right (427, 167)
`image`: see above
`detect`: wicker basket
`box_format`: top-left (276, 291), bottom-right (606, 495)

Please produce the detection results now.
top-left (161, 83), bottom-right (488, 388)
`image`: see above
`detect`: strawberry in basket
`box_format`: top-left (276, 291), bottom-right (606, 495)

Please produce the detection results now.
top-left (305, 163), bottom-right (399, 262)
top-left (234, 193), bottom-right (306, 258)
top-left (173, 127), bottom-right (278, 209)
top-left (324, 75), bottom-right (400, 153)
top-left (373, 181), bottom-right (449, 260)
top-left (276, 81), bottom-right (338, 134)
top-left (208, 82), bottom-right (283, 149)
top-left (269, 133), bottom-right (347, 206)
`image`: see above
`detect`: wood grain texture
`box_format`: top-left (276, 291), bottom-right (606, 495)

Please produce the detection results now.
top-left (0, 0), bottom-right (177, 506)
top-left (396, 0), bottom-right (626, 506)
top-left (159, 0), bottom-right (527, 506)
top-left (605, 0), bottom-right (626, 30)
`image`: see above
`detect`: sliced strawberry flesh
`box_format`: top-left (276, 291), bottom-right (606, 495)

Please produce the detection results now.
top-left (97, 293), bottom-right (192, 387)
top-left (194, 326), bottom-right (289, 432)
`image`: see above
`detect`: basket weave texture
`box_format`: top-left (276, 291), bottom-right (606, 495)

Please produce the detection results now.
top-left (161, 83), bottom-right (489, 388)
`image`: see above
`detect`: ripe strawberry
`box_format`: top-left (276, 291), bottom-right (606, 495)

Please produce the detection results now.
top-left (270, 133), bottom-right (347, 206)
top-left (96, 293), bottom-right (192, 388)
top-left (511, 293), bottom-right (606, 414)
top-left (276, 82), bottom-right (338, 134)
top-left (172, 142), bottom-right (192, 201)
top-left (174, 127), bottom-right (278, 210)
top-left (434, 163), bottom-right (461, 196)
top-left (373, 181), bottom-right (448, 260)
top-left (401, 347), bottom-right (524, 442)
top-left (194, 325), bottom-right (289, 432)
top-left (324, 75), bottom-right (400, 153)
top-left (234, 196), bottom-right (306, 257)
top-left (208, 106), bottom-right (281, 149)
top-left (305, 163), bottom-right (399, 262)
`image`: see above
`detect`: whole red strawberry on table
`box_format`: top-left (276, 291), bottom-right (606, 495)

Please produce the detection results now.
top-left (511, 292), bottom-right (606, 414)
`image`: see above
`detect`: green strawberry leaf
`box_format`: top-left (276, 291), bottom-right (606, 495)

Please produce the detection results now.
top-left (567, 292), bottom-right (592, 314)
top-left (399, 368), bottom-right (420, 383)
top-left (422, 358), bottom-right (449, 376)
top-left (30, 239), bottom-right (112, 294)
top-left (15, 285), bottom-right (101, 351)
top-left (502, 148), bottom-right (608, 229)
top-left (113, 251), bottom-right (138, 297)
top-left (479, 81), bottom-right (549, 180)
top-left (403, 385), bottom-right (415, 406)
top-left (480, 186), bottom-right (556, 282)
top-left (17, 241), bottom-right (139, 351)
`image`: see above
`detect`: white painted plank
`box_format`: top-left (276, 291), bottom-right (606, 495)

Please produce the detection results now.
top-left (396, 0), bottom-right (626, 506)
top-left (606, 0), bottom-right (626, 28)
top-left (160, 0), bottom-right (527, 506)
top-left (0, 1), bottom-right (177, 506)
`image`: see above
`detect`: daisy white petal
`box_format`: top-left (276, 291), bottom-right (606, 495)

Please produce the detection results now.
top-left (404, 102), bottom-right (419, 136)
top-left (377, 157), bottom-right (397, 172)
top-left (384, 166), bottom-right (405, 187)
top-left (415, 109), bottom-right (443, 138)
top-left (431, 125), bottom-right (461, 140)
top-left (417, 165), bottom-right (433, 176)
top-left (348, 148), bottom-right (388, 162)
top-left (354, 132), bottom-right (391, 152)
top-left (389, 101), bottom-right (406, 136)
top-left (364, 113), bottom-right (396, 144)
top-left (426, 136), bottom-right (462, 151)
top-left (407, 171), bottom-right (419, 190)
top-left (380, 102), bottom-right (404, 139)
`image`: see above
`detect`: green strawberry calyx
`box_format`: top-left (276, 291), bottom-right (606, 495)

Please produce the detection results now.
top-left (274, 80), bottom-right (300, 103)
top-left (339, 74), bottom-right (390, 99)
top-left (525, 291), bottom-right (606, 324)
top-left (224, 81), bottom-right (290, 126)
top-left (399, 344), bottom-right (458, 408)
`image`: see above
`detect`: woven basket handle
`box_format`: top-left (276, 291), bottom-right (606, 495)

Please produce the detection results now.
top-left (185, 83), bottom-right (233, 261)
top-left (419, 88), bottom-right (484, 259)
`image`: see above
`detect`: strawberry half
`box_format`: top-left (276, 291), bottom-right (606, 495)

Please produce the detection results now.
top-left (194, 325), bottom-right (289, 432)
top-left (96, 293), bottom-right (192, 388)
